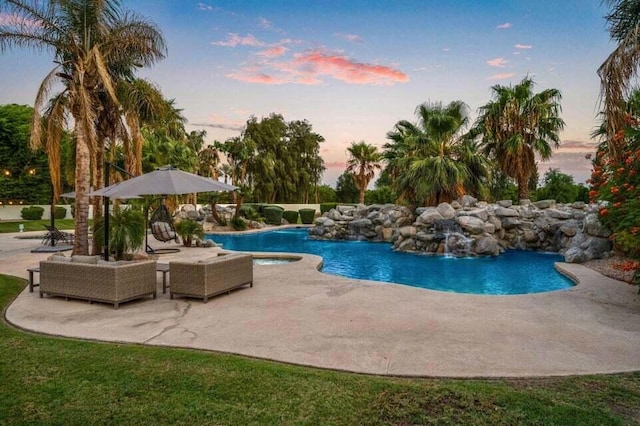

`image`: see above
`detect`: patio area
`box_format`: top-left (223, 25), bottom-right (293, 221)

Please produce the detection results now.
top-left (2, 230), bottom-right (640, 378)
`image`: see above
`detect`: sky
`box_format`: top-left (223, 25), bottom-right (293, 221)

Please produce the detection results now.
top-left (0, 0), bottom-right (616, 186)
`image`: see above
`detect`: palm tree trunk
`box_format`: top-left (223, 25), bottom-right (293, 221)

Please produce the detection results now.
top-left (91, 146), bottom-right (104, 255)
top-left (517, 173), bottom-right (529, 201)
top-left (73, 126), bottom-right (91, 255)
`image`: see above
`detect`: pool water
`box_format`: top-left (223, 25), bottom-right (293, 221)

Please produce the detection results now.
top-left (207, 228), bottom-right (574, 295)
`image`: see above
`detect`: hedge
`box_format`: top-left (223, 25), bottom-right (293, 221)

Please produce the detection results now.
top-left (54, 206), bottom-right (67, 219)
top-left (298, 208), bottom-right (316, 224)
top-left (263, 206), bottom-right (284, 225)
top-left (239, 205), bottom-right (258, 220)
top-left (282, 210), bottom-right (299, 224)
top-left (20, 206), bottom-right (45, 220)
top-left (320, 203), bottom-right (337, 214)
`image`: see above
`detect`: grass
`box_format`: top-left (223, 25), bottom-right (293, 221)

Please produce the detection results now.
top-left (1, 274), bottom-right (639, 425)
top-left (0, 219), bottom-right (76, 233)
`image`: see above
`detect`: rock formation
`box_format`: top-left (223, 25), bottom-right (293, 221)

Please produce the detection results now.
top-left (309, 197), bottom-right (612, 263)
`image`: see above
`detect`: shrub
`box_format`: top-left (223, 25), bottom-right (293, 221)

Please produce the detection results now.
top-left (299, 208), bottom-right (316, 224)
top-left (283, 210), bottom-right (299, 224)
top-left (263, 206), bottom-right (283, 225)
top-left (320, 202), bottom-right (337, 214)
top-left (239, 205), bottom-right (259, 221)
top-left (174, 219), bottom-right (205, 247)
top-left (20, 206), bottom-right (44, 220)
top-left (231, 216), bottom-right (247, 231)
top-left (93, 208), bottom-right (145, 260)
top-left (54, 206), bottom-right (67, 219)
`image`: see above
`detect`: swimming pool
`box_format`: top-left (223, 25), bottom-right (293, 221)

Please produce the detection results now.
top-left (207, 228), bottom-right (574, 295)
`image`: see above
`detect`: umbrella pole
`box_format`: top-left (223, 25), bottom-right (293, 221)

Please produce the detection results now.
top-left (103, 162), bottom-right (110, 261)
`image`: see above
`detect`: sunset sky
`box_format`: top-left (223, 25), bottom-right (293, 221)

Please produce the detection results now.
top-left (0, 0), bottom-right (615, 185)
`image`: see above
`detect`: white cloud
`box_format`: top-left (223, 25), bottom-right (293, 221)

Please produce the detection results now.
top-left (487, 57), bottom-right (508, 68)
top-left (212, 33), bottom-right (265, 47)
top-left (515, 44), bottom-right (533, 49)
top-left (496, 22), bottom-right (512, 29)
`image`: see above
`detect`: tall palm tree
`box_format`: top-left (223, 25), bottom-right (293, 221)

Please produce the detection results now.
top-left (0, 0), bottom-right (166, 255)
top-left (470, 77), bottom-right (564, 200)
top-left (346, 141), bottom-right (382, 204)
top-left (384, 101), bottom-right (489, 205)
top-left (598, 0), bottom-right (640, 160)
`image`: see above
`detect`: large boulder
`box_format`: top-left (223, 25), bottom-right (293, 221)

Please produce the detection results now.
top-left (546, 209), bottom-right (572, 220)
top-left (459, 195), bottom-right (478, 208)
top-left (564, 247), bottom-right (587, 263)
top-left (583, 213), bottom-right (612, 238)
top-left (417, 208), bottom-right (444, 225)
top-left (458, 207), bottom-right (489, 222)
top-left (494, 207), bottom-right (520, 217)
top-left (456, 216), bottom-right (485, 234)
top-left (436, 203), bottom-right (456, 219)
top-left (475, 235), bottom-right (500, 255)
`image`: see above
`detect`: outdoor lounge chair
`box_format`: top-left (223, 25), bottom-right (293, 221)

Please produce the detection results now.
top-left (42, 225), bottom-right (74, 246)
top-left (169, 253), bottom-right (253, 302)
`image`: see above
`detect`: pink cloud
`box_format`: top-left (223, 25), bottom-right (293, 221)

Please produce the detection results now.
top-left (496, 22), bottom-right (512, 29)
top-left (292, 50), bottom-right (409, 85)
top-left (335, 33), bottom-right (363, 43)
top-left (487, 57), bottom-right (507, 68)
top-left (226, 71), bottom-right (284, 85)
top-left (212, 33), bottom-right (265, 47)
top-left (488, 72), bottom-right (515, 80)
top-left (258, 46), bottom-right (288, 58)
top-left (515, 44), bottom-right (532, 49)
top-left (227, 48), bottom-right (408, 86)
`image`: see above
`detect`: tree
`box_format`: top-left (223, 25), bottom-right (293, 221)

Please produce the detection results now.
top-left (535, 169), bottom-right (580, 203)
top-left (0, 0), bottom-right (166, 255)
top-left (598, 0), bottom-right (640, 160)
top-left (335, 172), bottom-right (359, 203)
top-left (385, 101), bottom-right (490, 206)
top-left (470, 77), bottom-right (565, 200)
top-left (0, 104), bottom-right (51, 203)
top-left (345, 141), bottom-right (382, 204)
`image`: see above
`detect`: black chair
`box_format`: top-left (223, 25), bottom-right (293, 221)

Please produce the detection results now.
top-left (42, 225), bottom-right (74, 246)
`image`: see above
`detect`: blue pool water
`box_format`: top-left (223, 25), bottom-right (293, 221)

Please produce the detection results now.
top-left (207, 228), bottom-right (574, 295)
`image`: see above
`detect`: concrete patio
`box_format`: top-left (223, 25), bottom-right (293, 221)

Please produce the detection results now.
top-left (2, 229), bottom-right (639, 378)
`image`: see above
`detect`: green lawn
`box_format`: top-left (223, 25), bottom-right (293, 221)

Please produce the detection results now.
top-left (0, 219), bottom-right (76, 233)
top-left (0, 274), bottom-right (639, 425)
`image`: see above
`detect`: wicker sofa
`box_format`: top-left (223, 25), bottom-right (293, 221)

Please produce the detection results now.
top-left (39, 257), bottom-right (157, 309)
top-left (169, 253), bottom-right (253, 302)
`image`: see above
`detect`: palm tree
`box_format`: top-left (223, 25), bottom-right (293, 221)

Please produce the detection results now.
top-left (598, 0), bottom-right (640, 160)
top-left (384, 101), bottom-right (489, 205)
top-left (0, 0), bottom-right (166, 255)
top-left (470, 77), bottom-right (564, 200)
top-left (346, 141), bottom-right (382, 204)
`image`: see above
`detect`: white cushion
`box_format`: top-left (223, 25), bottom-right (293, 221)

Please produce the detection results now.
top-left (151, 222), bottom-right (176, 241)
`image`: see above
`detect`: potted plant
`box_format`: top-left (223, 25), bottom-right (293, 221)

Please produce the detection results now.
top-left (174, 219), bottom-right (205, 247)
top-left (93, 206), bottom-right (146, 260)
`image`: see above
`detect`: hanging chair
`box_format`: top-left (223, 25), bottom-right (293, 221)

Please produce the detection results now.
top-left (146, 199), bottom-right (181, 254)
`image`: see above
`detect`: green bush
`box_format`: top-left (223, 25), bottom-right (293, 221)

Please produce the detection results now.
top-left (93, 208), bottom-right (145, 260)
top-left (174, 219), bottom-right (205, 247)
top-left (320, 202), bottom-right (338, 214)
top-left (20, 206), bottom-right (44, 220)
top-left (231, 216), bottom-right (247, 231)
top-left (283, 210), bottom-right (299, 224)
top-left (263, 206), bottom-right (284, 225)
top-left (54, 206), bottom-right (67, 219)
top-left (299, 208), bottom-right (316, 224)
top-left (239, 205), bottom-right (259, 220)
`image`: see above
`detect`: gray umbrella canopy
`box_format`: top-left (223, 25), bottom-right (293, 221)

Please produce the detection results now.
top-left (89, 167), bottom-right (237, 198)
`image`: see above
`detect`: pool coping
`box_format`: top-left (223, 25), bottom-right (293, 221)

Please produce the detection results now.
top-left (2, 230), bottom-right (640, 378)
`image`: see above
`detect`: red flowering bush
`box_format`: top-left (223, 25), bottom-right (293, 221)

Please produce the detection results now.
top-left (590, 114), bottom-right (640, 287)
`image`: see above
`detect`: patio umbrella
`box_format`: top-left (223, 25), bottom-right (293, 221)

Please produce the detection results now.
top-left (88, 166), bottom-right (237, 259)
top-left (89, 166), bottom-right (237, 198)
